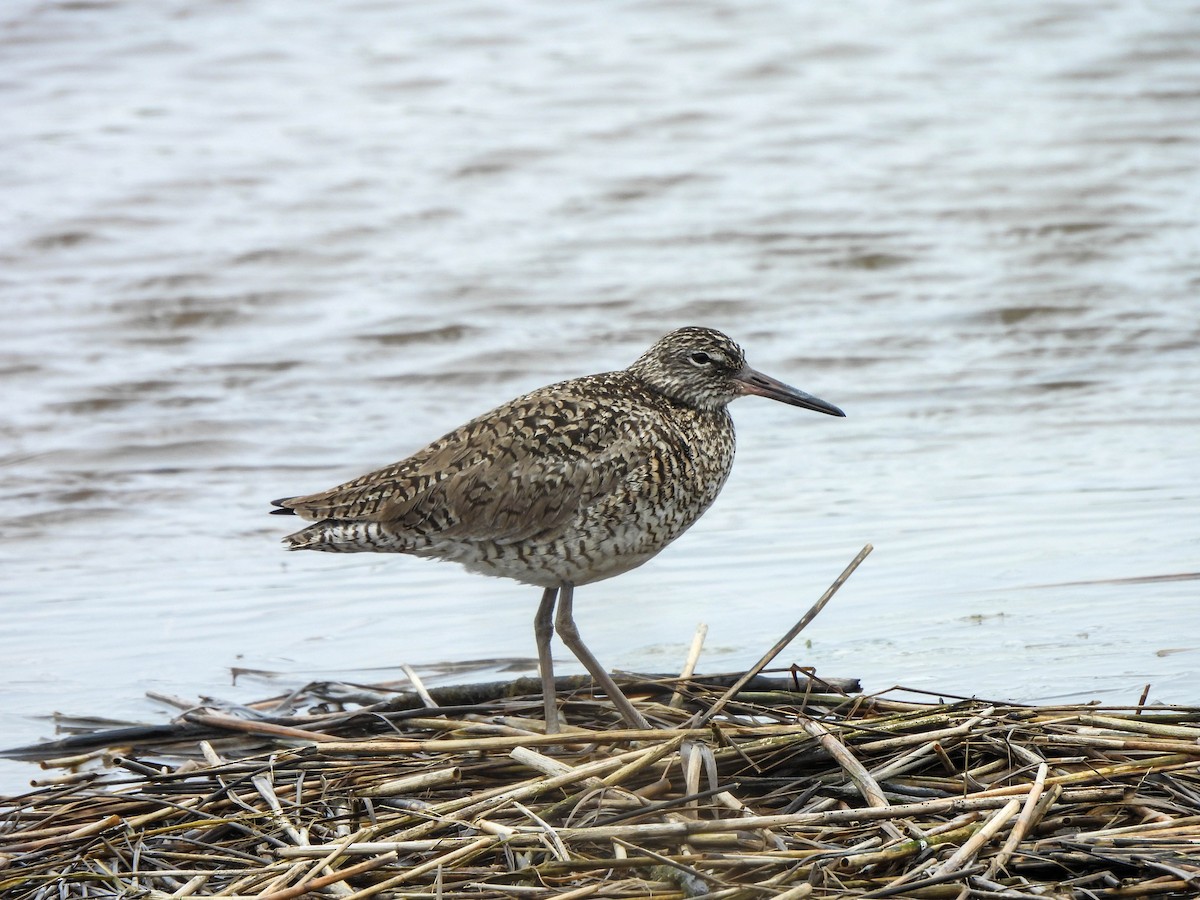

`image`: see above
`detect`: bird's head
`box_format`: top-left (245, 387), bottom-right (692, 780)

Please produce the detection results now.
top-left (628, 326), bottom-right (846, 417)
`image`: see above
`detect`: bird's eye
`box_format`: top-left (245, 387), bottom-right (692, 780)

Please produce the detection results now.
top-left (688, 351), bottom-right (713, 366)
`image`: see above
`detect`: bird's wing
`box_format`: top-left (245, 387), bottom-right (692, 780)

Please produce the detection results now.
top-left (277, 385), bottom-right (646, 544)
top-left (426, 450), bottom-right (627, 543)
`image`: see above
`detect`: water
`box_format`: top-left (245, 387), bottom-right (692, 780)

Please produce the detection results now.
top-left (2, 0), bottom-right (1198, 792)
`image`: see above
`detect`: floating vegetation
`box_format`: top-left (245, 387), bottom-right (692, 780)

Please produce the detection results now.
top-left (4, 670), bottom-right (1199, 899)
top-left (4, 548), bottom-right (1196, 898)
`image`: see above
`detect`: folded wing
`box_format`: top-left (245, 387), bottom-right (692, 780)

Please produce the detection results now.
top-left (273, 390), bottom-right (639, 545)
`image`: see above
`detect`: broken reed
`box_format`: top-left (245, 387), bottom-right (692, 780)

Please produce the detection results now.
top-left (3, 680), bottom-right (1200, 900)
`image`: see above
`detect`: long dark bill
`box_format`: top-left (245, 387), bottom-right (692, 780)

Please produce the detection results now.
top-left (736, 367), bottom-right (846, 417)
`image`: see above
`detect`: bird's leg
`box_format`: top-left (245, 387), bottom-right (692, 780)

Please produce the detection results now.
top-left (535, 587), bottom-right (560, 734)
top-left (554, 583), bottom-right (652, 730)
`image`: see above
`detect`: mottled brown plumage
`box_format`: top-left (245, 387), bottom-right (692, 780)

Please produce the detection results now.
top-left (271, 326), bottom-right (844, 731)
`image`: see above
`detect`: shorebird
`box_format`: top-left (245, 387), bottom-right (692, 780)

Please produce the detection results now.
top-left (271, 326), bottom-right (844, 731)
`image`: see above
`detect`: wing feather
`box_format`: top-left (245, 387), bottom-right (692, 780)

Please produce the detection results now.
top-left (277, 384), bottom-right (641, 544)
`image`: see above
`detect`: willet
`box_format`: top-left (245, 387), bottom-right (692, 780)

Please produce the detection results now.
top-left (271, 326), bottom-right (844, 731)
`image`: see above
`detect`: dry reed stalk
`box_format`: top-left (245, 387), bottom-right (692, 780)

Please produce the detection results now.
top-left (690, 543), bottom-right (873, 727)
top-left (799, 718), bottom-right (888, 809)
top-left (255, 850), bottom-right (400, 900)
top-left (182, 711), bottom-right (342, 743)
top-left (340, 835), bottom-right (496, 900)
top-left (315, 722), bottom-right (828, 755)
top-left (399, 664), bottom-right (439, 709)
top-left (1069, 715), bottom-right (1200, 740)
top-left (6, 603), bottom-right (1200, 899)
top-left (357, 766), bottom-right (462, 798)
top-left (397, 717), bottom-right (542, 736)
top-left (668, 623), bottom-right (708, 708)
top-left (927, 796), bottom-right (1022, 877)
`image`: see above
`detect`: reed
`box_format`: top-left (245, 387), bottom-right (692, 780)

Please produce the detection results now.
top-left (3, 670), bottom-right (1198, 899)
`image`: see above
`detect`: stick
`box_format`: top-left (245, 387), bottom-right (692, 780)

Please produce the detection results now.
top-left (799, 718), bottom-right (889, 808)
top-left (929, 797), bottom-right (1021, 876)
top-left (959, 762), bottom-right (1048, 899)
top-left (400, 664), bottom-right (439, 709)
top-left (669, 623), bottom-right (708, 708)
top-left (689, 543), bottom-right (873, 727)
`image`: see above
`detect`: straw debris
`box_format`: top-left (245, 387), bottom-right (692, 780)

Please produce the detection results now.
top-left (3, 675), bottom-right (1199, 899)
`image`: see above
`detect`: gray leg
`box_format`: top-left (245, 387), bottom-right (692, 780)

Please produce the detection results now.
top-left (535, 587), bottom-right (560, 734)
top-left (554, 583), bottom-right (652, 730)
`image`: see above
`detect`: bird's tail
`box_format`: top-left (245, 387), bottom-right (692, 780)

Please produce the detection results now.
top-left (281, 519), bottom-right (406, 553)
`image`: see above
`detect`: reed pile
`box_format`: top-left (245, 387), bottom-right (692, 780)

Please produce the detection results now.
top-left (3, 672), bottom-right (1199, 899)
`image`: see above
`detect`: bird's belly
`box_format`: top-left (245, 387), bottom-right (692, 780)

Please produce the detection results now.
top-left (428, 534), bottom-right (666, 588)
top-left (448, 545), bottom-right (659, 588)
top-left (422, 480), bottom-right (723, 588)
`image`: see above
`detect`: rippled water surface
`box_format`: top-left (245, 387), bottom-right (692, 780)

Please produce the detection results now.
top-left (2, 1), bottom-right (1198, 790)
